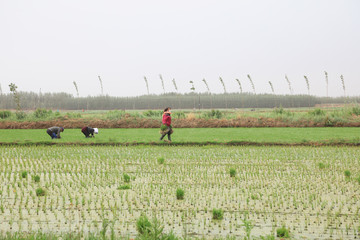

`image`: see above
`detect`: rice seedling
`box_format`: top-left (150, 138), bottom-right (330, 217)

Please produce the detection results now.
top-left (229, 168), bottom-right (236, 177)
top-left (212, 209), bottom-right (224, 220)
top-left (32, 175), bottom-right (40, 182)
top-left (176, 188), bottom-right (184, 200)
top-left (21, 171), bottom-right (27, 179)
top-left (276, 226), bottom-right (290, 238)
top-left (344, 170), bottom-right (351, 178)
top-left (157, 157), bottom-right (165, 164)
top-left (123, 173), bottom-right (131, 183)
top-left (35, 188), bottom-right (46, 196)
top-left (118, 184), bottom-right (131, 190)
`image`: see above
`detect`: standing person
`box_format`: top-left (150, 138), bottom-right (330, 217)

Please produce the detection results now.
top-left (160, 107), bottom-right (173, 142)
top-left (81, 126), bottom-right (98, 138)
top-left (46, 126), bottom-right (64, 139)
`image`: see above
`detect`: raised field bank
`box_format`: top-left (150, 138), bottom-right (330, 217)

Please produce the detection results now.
top-left (0, 108), bottom-right (360, 239)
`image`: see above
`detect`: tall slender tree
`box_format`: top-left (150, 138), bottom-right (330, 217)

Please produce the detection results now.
top-left (235, 79), bottom-right (242, 93)
top-left (324, 71), bottom-right (329, 97)
top-left (98, 76), bottom-right (104, 96)
top-left (159, 74), bottom-right (165, 94)
top-left (144, 76), bottom-right (150, 95)
top-left (172, 78), bottom-right (178, 92)
top-left (219, 77), bottom-right (227, 94)
top-left (9, 83), bottom-right (21, 111)
top-left (73, 81), bottom-right (79, 98)
top-left (285, 75), bottom-right (293, 95)
top-left (247, 74), bottom-right (256, 94)
top-left (202, 79), bottom-right (210, 94)
top-left (340, 75), bottom-right (346, 97)
top-left (268, 81), bottom-right (275, 94)
top-left (304, 76), bottom-right (310, 95)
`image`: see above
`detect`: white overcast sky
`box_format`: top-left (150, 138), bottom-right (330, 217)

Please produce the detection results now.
top-left (0, 0), bottom-right (359, 97)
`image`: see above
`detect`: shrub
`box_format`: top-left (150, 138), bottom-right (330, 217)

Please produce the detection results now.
top-left (136, 214), bottom-right (152, 235)
top-left (118, 184), bottom-right (130, 190)
top-left (176, 188), bottom-right (184, 200)
top-left (157, 157), bottom-right (165, 164)
top-left (351, 105), bottom-right (360, 115)
top-left (202, 110), bottom-right (222, 119)
top-left (36, 188), bottom-right (46, 196)
top-left (212, 208), bottom-right (224, 220)
top-left (32, 175), bottom-right (40, 183)
top-left (173, 111), bottom-right (186, 119)
top-left (0, 110), bottom-right (11, 119)
top-left (15, 111), bottom-right (27, 120)
top-left (21, 171), bottom-right (27, 179)
top-left (143, 110), bottom-right (162, 118)
top-left (230, 168), bottom-right (236, 177)
top-left (123, 173), bottom-right (130, 183)
top-left (34, 108), bottom-right (52, 118)
top-left (65, 112), bottom-right (82, 119)
top-left (345, 170), bottom-right (351, 178)
top-left (308, 108), bottom-right (325, 116)
top-left (276, 226), bottom-right (290, 238)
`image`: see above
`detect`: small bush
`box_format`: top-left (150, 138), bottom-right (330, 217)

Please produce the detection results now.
top-left (212, 208), bottom-right (224, 220)
top-left (351, 105), bottom-right (360, 115)
top-left (173, 111), bottom-right (186, 119)
top-left (345, 170), bottom-right (351, 178)
top-left (15, 111), bottom-right (27, 120)
top-left (229, 168), bottom-right (236, 177)
top-left (0, 110), bottom-right (12, 119)
top-left (308, 108), bottom-right (325, 116)
top-left (136, 214), bottom-right (152, 235)
top-left (32, 175), bottom-right (40, 183)
top-left (176, 188), bottom-right (184, 200)
top-left (202, 110), bottom-right (222, 119)
top-left (276, 226), bottom-right (290, 238)
top-left (21, 171), bottom-right (27, 179)
top-left (142, 110), bottom-right (162, 118)
top-left (34, 108), bottom-right (52, 118)
top-left (65, 112), bottom-right (82, 119)
top-left (123, 173), bottom-right (130, 183)
top-left (157, 157), bottom-right (165, 164)
top-left (118, 184), bottom-right (130, 190)
top-left (36, 188), bottom-right (46, 196)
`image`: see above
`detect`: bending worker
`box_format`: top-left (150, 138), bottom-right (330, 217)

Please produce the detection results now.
top-left (46, 126), bottom-right (64, 139)
top-left (81, 126), bottom-right (98, 138)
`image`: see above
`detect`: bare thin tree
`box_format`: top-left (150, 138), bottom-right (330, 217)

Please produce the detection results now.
top-left (98, 76), bottom-right (104, 96)
top-left (144, 76), bottom-right (150, 95)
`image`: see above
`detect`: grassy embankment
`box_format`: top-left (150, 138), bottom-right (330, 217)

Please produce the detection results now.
top-left (0, 128), bottom-right (359, 145)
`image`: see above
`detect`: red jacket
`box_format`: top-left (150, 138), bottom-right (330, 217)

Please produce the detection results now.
top-left (162, 113), bottom-right (171, 126)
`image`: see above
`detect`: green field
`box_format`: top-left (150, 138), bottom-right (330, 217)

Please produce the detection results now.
top-left (0, 128), bottom-right (359, 145)
top-left (1, 145), bottom-right (360, 239)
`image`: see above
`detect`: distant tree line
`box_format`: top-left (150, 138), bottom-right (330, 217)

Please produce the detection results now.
top-left (0, 91), bottom-right (359, 110)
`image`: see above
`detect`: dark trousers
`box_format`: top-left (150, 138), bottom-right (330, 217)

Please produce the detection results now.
top-left (47, 129), bottom-right (56, 139)
top-left (82, 129), bottom-right (91, 137)
top-left (160, 126), bottom-right (172, 141)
